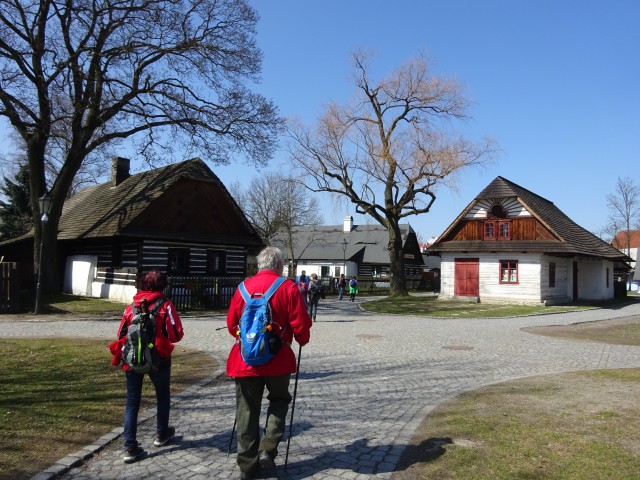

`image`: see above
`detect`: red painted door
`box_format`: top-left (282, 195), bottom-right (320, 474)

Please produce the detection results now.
top-left (454, 258), bottom-right (479, 296)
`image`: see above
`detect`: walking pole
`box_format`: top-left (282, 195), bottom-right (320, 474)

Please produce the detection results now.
top-left (227, 413), bottom-right (237, 457)
top-left (284, 344), bottom-right (303, 470)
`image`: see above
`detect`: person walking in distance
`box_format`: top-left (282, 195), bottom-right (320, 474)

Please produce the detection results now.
top-left (226, 247), bottom-right (312, 479)
top-left (336, 273), bottom-right (346, 300)
top-left (109, 269), bottom-right (184, 464)
top-left (307, 273), bottom-right (325, 322)
top-left (349, 276), bottom-right (359, 302)
top-left (295, 270), bottom-right (309, 307)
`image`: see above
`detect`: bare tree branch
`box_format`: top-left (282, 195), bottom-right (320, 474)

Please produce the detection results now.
top-left (288, 50), bottom-right (498, 296)
top-left (0, 0), bottom-right (282, 290)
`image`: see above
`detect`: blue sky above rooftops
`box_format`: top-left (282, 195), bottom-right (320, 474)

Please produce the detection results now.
top-left (1, 0), bottom-right (638, 242)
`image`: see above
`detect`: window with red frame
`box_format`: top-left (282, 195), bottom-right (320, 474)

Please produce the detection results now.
top-left (499, 221), bottom-right (510, 239)
top-left (500, 260), bottom-right (518, 283)
top-left (484, 221), bottom-right (496, 240)
top-left (484, 220), bottom-right (511, 240)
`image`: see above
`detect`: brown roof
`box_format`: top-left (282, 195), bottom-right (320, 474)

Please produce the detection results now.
top-left (430, 176), bottom-right (630, 261)
top-left (58, 158), bottom-right (258, 243)
top-left (612, 230), bottom-right (640, 250)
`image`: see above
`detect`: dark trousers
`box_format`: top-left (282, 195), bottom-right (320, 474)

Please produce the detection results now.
top-left (235, 374), bottom-right (291, 473)
top-left (123, 363), bottom-right (171, 449)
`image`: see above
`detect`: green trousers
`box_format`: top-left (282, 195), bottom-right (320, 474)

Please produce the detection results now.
top-left (234, 374), bottom-right (292, 473)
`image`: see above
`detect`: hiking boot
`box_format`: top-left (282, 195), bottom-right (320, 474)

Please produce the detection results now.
top-left (258, 450), bottom-right (276, 470)
top-left (123, 446), bottom-right (145, 463)
top-left (154, 426), bottom-right (175, 447)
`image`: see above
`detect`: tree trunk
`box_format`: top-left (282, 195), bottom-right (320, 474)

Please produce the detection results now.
top-left (387, 226), bottom-right (408, 296)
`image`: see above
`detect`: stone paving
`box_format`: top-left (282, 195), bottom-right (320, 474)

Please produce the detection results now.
top-left (4, 298), bottom-right (640, 479)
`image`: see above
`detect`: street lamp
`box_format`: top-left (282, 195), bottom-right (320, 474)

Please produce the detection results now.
top-left (34, 190), bottom-right (53, 314)
top-left (342, 238), bottom-right (348, 277)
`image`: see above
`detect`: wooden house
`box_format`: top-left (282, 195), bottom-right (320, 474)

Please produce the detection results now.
top-left (427, 176), bottom-right (631, 304)
top-left (1, 157), bottom-right (264, 304)
top-left (273, 216), bottom-right (424, 287)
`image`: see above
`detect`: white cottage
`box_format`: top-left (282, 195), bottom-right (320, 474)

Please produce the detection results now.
top-left (427, 177), bottom-right (631, 305)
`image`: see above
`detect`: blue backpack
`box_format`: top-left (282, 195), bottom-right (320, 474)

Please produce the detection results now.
top-left (237, 277), bottom-right (287, 366)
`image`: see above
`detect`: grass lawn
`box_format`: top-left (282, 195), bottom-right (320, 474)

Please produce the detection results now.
top-left (391, 316), bottom-right (640, 480)
top-left (363, 293), bottom-right (632, 318)
top-left (0, 339), bottom-right (218, 480)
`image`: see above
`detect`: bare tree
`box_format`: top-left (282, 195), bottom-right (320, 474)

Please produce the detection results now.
top-left (606, 177), bottom-right (640, 288)
top-left (607, 177), bottom-right (640, 252)
top-left (277, 176), bottom-right (323, 276)
top-left (233, 172), bottom-right (323, 275)
top-left (288, 51), bottom-right (497, 296)
top-left (0, 0), bottom-right (281, 290)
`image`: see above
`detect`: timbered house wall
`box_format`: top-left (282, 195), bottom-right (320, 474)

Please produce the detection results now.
top-left (448, 218), bottom-right (556, 241)
top-left (140, 240), bottom-right (246, 275)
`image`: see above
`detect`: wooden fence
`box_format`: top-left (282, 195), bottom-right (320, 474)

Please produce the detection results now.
top-left (0, 262), bottom-right (21, 313)
top-left (163, 274), bottom-right (435, 311)
top-left (166, 275), bottom-right (245, 311)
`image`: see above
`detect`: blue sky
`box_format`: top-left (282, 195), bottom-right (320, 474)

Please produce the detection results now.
top-left (1, 0), bottom-right (638, 242)
top-left (216, 0), bottom-right (639, 242)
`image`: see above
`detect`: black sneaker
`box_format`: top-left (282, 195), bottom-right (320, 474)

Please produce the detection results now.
top-left (258, 450), bottom-right (276, 470)
top-left (123, 446), bottom-right (145, 463)
top-left (154, 426), bottom-right (175, 447)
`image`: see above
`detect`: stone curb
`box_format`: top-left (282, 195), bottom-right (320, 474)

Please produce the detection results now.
top-left (29, 365), bottom-right (226, 480)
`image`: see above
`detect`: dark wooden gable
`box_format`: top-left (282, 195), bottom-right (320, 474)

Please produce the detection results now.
top-left (58, 157), bottom-right (262, 247)
top-left (125, 177), bottom-right (258, 242)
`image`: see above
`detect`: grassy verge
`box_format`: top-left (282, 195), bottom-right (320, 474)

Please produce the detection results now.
top-left (0, 339), bottom-right (218, 480)
top-left (363, 294), bottom-right (631, 318)
top-left (392, 317), bottom-right (640, 480)
top-left (19, 291), bottom-right (128, 316)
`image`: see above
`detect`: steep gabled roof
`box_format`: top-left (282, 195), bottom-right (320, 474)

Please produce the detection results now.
top-left (273, 223), bottom-right (420, 264)
top-left (58, 158), bottom-right (255, 241)
top-left (430, 176), bottom-right (629, 261)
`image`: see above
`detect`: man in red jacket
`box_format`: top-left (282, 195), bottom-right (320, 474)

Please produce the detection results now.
top-left (226, 246), bottom-right (312, 479)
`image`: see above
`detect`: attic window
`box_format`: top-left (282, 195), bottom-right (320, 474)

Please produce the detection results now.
top-left (490, 204), bottom-right (507, 218)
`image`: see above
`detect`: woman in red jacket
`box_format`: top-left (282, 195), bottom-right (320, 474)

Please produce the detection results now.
top-left (109, 269), bottom-right (184, 464)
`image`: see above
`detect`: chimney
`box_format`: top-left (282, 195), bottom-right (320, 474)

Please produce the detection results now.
top-left (111, 157), bottom-right (130, 186)
top-left (343, 215), bottom-right (354, 233)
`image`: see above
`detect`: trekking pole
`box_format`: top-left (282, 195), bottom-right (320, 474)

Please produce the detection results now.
top-left (284, 344), bottom-right (303, 470)
top-left (227, 413), bottom-right (237, 457)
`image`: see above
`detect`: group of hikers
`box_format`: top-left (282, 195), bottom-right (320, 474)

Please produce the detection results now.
top-left (109, 246), bottom-right (358, 479)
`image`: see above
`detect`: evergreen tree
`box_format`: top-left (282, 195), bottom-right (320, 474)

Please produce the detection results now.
top-left (0, 165), bottom-right (32, 240)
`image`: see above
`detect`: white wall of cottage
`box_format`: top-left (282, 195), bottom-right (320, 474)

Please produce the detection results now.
top-left (440, 253), bottom-right (614, 304)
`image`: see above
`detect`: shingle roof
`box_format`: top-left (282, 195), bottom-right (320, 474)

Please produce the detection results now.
top-left (430, 176), bottom-right (630, 261)
top-left (58, 158), bottom-right (233, 240)
top-left (273, 223), bottom-right (417, 264)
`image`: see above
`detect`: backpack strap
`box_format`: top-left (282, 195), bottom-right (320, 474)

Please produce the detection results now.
top-left (238, 277), bottom-right (286, 301)
top-left (149, 297), bottom-right (167, 315)
top-left (238, 281), bottom-right (251, 301)
top-left (263, 277), bottom-right (286, 300)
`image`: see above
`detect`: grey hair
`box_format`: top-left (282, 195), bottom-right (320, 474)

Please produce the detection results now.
top-left (257, 246), bottom-right (283, 272)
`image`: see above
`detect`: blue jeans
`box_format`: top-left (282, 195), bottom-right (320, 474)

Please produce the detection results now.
top-left (338, 286), bottom-right (345, 299)
top-left (308, 298), bottom-right (319, 320)
top-left (123, 363), bottom-right (171, 449)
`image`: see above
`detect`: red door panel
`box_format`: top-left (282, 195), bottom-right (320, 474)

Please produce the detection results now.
top-left (454, 258), bottom-right (479, 296)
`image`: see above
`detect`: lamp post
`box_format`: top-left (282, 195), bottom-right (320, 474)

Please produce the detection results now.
top-left (342, 238), bottom-right (348, 277)
top-left (35, 191), bottom-right (53, 314)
